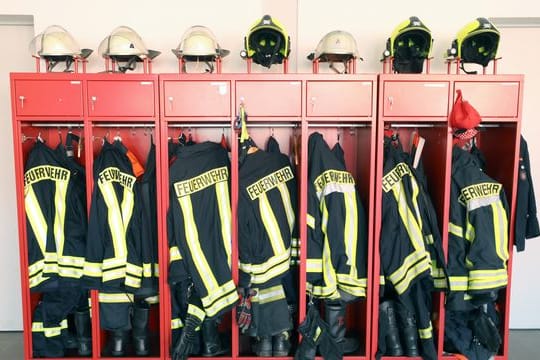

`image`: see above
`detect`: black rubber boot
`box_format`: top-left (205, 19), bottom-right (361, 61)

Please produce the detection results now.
top-left (395, 302), bottom-right (420, 357)
top-left (73, 310), bottom-right (92, 356)
top-left (379, 300), bottom-right (403, 356)
top-left (106, 330), bottom-right (129, 357)
top-left (272, 331), bottom-right (291, 356)
top-left (201, 318), bottom-right (229, 356)
top-left (325, 301), bottom-right (359, 354)
top-left (252, 336), bottom-right (272, 357)
top-left (132, 305), bottom-right (151, 356)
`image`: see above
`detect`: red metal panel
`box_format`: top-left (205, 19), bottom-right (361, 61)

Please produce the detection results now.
top-left (87, 80), bottom-right (155, 117)
top-left (382, 81), bottom-right (450, 118)
top-left (235, 80), bottom-right (302, 117)
top-left (454, 81), bottom-right (520, 118)
top-left (306, 80), bottom-right (373, 117)
top-left (163, 80), bottom-right (231, 117)
top-left (14, 79), bottom-right (83, 117)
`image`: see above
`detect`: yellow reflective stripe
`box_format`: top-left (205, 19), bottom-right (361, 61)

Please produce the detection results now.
top-left (388, 251), bottom-right (427, 285)
top-left (98, 180), bottom-right (127, 259)
top-left (307, 214), bottom-right (315, 229)
top-left (83, 261), bottom-right (103, 277)
top-left (392, 181), bottom-right (424, 251)
top-left (57, 267), bottom-right (83, 278)
top-left (125, 275), bottom-right (142, 288)
top-left (449, 222), bottom-right (463, 238)
top-left (252, 285), bottom-right (286, 304)
top-left (121, 185), bottom-right (135, 235)
top-left (344, 191), bottom-right (358, 273)
top-left (492, 202), bottom-right (509, 263)
top-left (277, 183), bottom-right (295, 234)
top-left (337, 274), bottom-right (367, 288)
top-left (154, 263), bottom-right (160, 277)
top-left (434, 279), bottom-right (448, 288)
top-left (215, 181), bottom-right (232, 267)
top-left (418, 323), bottom-right (433, 339)
top-left (178, 195), bottom-right (219, 292)
top-left (126, 263), bottom-right (143, 277)
top-left (201, 280), bottom-right (236, 310)
top-left (338, 283), bottom-right (366, 298)
top-left (187, 304), bottom-right (206, 321)
top-left (98, 292), bottom-right (134, 303)
top-left (425, 234), bottom-right (434, 245)
top-left (25, 186), bottom-right (48, 253)
top-left (465, 219), bottom-right (475, 243)
top-left (53, 177), bottom-right (69, 255)
top-left (29, 260), bottom-right (45, 276)
top-left (204, 288), bottom-right (239, 318)
top-left (43, 263), bottom-right (58, 274)
top-left (32, 319), bottom-right (68, 337)
top-left (58, 256), bottom-right (85, 268)
top-left (259, 193), bottom-right (286, 255)
top-left (29, 273), bottom-right (49, 288)
top-left (102, 268), bottom-right (126, 282)
top-left (307, 259), bottom-right (322, 273)
top-left (380, 275), bottom-right (386, 285)
top-left (239, 247), bottom-right (290, 275)
top-left (249, 258), bottom-right (290, 284)
top-left (393, 258), bottom-right (431, 295)
top-left (449, 276), bottom-right (468, 291)
top-left (306, 282), bottom-right (340, 300)
top-left (103, 257), bottom-right (127, 269)
top-left (468, 269), bottom-right (508, 290)
top-left (142, 263), bottom-right (153, 277)
top-left (145, 295), bottom-right (159, 304)
top-left (44, 252), bottom-right (58, 262)
top-left (171, 318), bottom-right (183, 329)
top-left (169, 246), bottom-right (182, 261)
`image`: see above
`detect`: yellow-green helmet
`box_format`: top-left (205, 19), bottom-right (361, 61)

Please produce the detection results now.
top-left (383, 16), bottom-right (433, 73)
top-left (447, 17), bottom-right (500, 67)
top-left (243, 14), bottom-right (290, 68)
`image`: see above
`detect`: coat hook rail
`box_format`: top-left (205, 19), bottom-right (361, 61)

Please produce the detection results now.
top-left (308, 123), bottom-right (369, 128)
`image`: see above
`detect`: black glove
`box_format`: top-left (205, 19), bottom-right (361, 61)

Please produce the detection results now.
top-left (471, 308), bottom-right (501, 353)
top-left (171, 313), bottom-right (202, 360)
top-left (236, 288), bottom-right (256, 333)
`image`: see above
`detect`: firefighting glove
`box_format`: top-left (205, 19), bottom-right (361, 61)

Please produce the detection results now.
top-left (171, 313), bottom-right (202, 360)
top-left (236, 288), bottom-right (257, 333)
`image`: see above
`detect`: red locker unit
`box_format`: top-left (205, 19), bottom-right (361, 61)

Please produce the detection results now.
top-left (372, 74), bottom-right (523, 360)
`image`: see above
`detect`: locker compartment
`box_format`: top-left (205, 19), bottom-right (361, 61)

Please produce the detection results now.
top-left (454, 82), bottom-right (520, 119)
top-left (163, 81), bottom-right (231, 118)
top-left (14, 80), bottom-right (83, 117)
top-left (164, 124), bottom-right (235, 359)
top-left (306, 80), bottom-right (374, 117)
top-left (382, 81), bottom-right (450, 118)
top-left (90, 125), bottom-right (162, 358)
top-left (373, 123), bottom-right (450, 359)
top-left (87, 80), bottom-right (156, 118)
top-left (235, 81), bottom-right (302, 118)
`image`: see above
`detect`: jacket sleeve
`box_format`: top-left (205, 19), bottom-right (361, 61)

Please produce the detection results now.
top-left (522, 137), bottom-right (540, 239)
top-left (167, 199), bottom-right (188, 286)
top-left (82, 180), bottom-right (106, 289)
top-left (237, 192), bottom-right (254, 289)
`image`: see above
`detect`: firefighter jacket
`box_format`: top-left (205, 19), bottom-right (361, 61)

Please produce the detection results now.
top-left (24, 140), bottom-right (87, 291)
top-left (447, 146), bottom-right (509, 311)
top-left (168, 141), bottom-right (237, 319)
top-left (138, 140), bottom-right (159, 296)
top-left (515, 135), bottom-right (540, 251)
top-left (83, 140), bottom-right (143, 293)
top-left (306, 132), bottom-right (368, 302)
top-left (238, 146), bottom-right (297, 288)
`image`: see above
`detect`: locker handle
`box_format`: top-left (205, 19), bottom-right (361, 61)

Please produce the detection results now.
top-left (90, 96), bottom-right (97, 112)
top-left (19, 95), bottom-right (25, 109)
top-left (388, 96), bottom-right (394, 109)
top-left (310, 97), bottom-right (316, 111)
top-left (168, 96), bottom-right (174, 111)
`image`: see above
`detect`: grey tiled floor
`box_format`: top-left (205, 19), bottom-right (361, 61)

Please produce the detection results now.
top-left (0, 330), bottom-right (538, 359)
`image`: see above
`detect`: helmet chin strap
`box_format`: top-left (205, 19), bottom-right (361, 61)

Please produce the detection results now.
top-left (118, 56), bottom-right (138, 73)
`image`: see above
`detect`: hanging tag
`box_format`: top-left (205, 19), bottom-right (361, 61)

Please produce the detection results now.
top-left (78, 136), bottom-right (83, 158)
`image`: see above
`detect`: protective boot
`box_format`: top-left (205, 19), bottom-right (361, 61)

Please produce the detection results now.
top-left (132, 305), bottom-right (151, 356)
top-left (395, 302), bottom-right (419, 357)
top-left (324, 301), bottom-right (359, 354)
top-left (201, 318), bottom-right (229, 356)
top-left (273, 331), bottom-right (291, 356)
top-left (106, 330), bottom-right (129, 357)
top-left (379, 300), bottom-right (403, 356)
top-left (73, 310), bottom-right (92, 356)
top-left (252, 336), bottom-right (272, 357)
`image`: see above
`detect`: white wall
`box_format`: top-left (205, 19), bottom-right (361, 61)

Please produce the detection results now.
top-left (0, 18), bottom-right (34, 330)
top-left (1, 1), bottom-right (540, 329)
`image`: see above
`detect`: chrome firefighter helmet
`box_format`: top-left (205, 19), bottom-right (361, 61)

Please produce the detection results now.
top-left (29, 25), bottom-right (93, 72)
top-left (98, 26), bottom-right (160, 72)
top-left (383, 16), bottom-right (433, 73)
top-left (307, 30), bottom-right (360, 73)
top-left (242, 14), bottom-right (290, 68)
top-left (447, 17), bottom-right (500, 69)
top-left (171, 25), bottom-right (230, 73)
